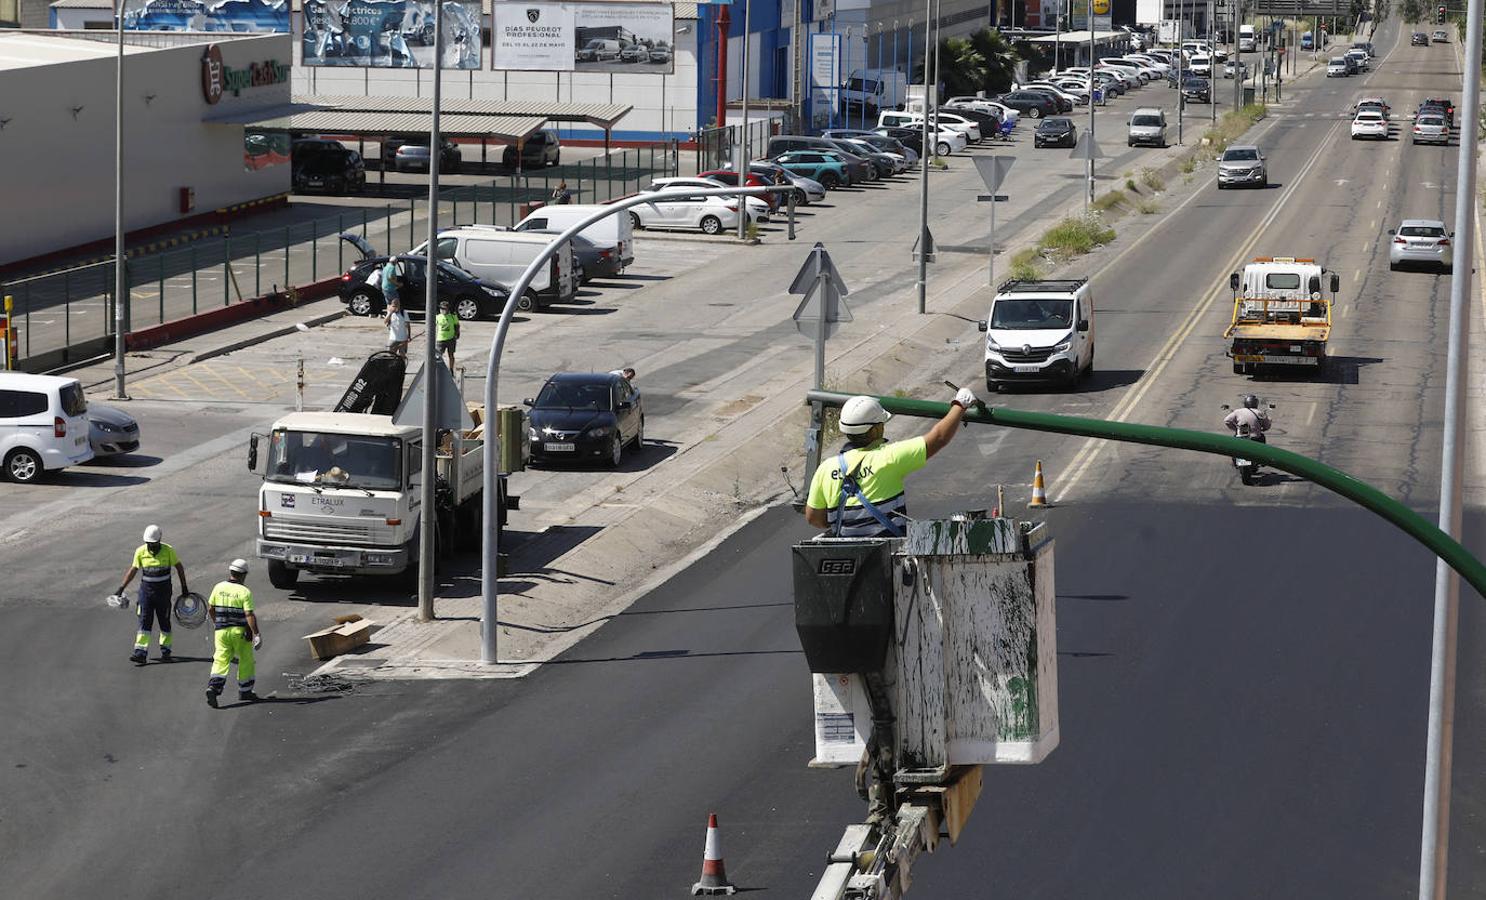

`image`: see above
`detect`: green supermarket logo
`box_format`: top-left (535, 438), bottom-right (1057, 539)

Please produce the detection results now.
top-left (201, 44), bottom-right (291, 105)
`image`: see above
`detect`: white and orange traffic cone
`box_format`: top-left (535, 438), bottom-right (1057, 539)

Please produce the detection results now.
top-left (691, 813), bottom-right (737, 896)
top-left (1028, 460), bottom-right (1049, 508)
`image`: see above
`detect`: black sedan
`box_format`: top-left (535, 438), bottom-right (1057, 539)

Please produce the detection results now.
top-left (337, 235), bottom-right (508, 321)
top-left (525, 372), bottom-right (644, 467)
top-left (1181, 76), bottom-right (1212, 103)
top-left (997, 90), bottom-right (1060, 120)
top-left (1033, 117), bottom-right (1077, 148)
top-left (525, 229), bottom-right (623, 283)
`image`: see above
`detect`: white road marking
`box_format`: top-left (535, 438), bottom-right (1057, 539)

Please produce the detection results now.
top-left (1055, 113), bottom-right (1348, 502)
top-left (1354, 269), bottom-right (1362, 282)
top-left (1305, 403), bottom-right (1317, 426)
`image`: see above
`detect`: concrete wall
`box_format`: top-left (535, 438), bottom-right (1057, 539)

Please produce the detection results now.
top-left (0, 34), bottom-right (291, 266)
top-left (291, 17), bottom-right (700, 142)
top-left (51, 7), bottom-right (115, 29)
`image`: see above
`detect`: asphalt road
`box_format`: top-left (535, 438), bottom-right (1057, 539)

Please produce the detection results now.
top-left (4, 16), bottom-right (1484, 898)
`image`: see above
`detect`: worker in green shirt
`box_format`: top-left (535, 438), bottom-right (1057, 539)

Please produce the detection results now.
top-left (435, 299), bottom-right (460, 369)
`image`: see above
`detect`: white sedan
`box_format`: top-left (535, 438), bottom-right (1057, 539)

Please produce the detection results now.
top-left (650, 177), bottom-right (770, 221)
top-left (1350, 111), bottom-right (1389, 140)
top-left (630, 193), bottom-right (757, 235)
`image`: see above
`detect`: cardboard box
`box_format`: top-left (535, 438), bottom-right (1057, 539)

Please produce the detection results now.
top-left (303, 614), bottom-right (374, 660)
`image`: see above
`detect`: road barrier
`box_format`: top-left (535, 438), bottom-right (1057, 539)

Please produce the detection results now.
top-left (1, 143), bottom-right (678, 374)
top-left (804, 390), bottom-right (1486, 601)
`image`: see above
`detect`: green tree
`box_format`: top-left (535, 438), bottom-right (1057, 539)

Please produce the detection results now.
top-left (1399, 0), bottom-right (1423, 21)
top-left (969, 27), bottom-right (1020, 94)
top-left (913, 28), bottom-right (1020, 96)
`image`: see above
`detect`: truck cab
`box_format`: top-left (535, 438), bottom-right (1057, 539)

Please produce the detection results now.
top-left (250, 411), bottom-right (496, 589)
top-left (1224, 257), bottom-right (1339, 376)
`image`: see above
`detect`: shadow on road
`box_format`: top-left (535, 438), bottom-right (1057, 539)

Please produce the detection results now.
top-left (51, 472), bottom-right (151, 488)
top-left (83, 454), bottom-right (163, 469)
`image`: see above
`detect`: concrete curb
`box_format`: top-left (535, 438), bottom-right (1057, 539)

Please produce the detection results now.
top-left (191, 309), bottom-right (348, 364)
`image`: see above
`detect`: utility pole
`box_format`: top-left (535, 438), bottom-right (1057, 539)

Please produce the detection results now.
top-left (1417, 0), bottom-right (1483, 891)
top-left (1211, 0), bottom-right (1217, 125)
top-left (1086, 0), bottom-right (1094, 206)
top-left (418, 0), bottom-right (446, 623)
top-left (737, 0), bottom-right (752, 240)
top-left (112, 0), bottom-right (128, 401)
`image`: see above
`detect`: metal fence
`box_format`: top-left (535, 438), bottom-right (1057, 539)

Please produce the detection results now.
top-left (694, 119), bottom-right (784, 175)
top-left (3, 143), bottom-right (679, 374)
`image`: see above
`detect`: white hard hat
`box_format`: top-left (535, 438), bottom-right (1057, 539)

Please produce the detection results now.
top-left (142, 524), bottom-right (162, 543)
top-left (228, 558), bottom-right (249, 575)
top-left (839, 396), bottom-right (891, 435)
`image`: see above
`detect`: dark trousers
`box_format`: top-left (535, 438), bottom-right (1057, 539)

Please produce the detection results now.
top-left (133, 583), bottom-right (173, 654)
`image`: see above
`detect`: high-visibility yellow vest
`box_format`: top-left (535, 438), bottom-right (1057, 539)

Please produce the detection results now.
top-left (436, 312), bottom-right (459, 342)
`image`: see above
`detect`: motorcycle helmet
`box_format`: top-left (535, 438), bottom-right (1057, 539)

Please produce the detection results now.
top-left (1243, 395), bottom-right (1259, 409)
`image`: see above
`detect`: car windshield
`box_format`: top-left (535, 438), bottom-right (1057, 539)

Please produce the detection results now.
top-left (1331, 58), bottom-right (1347, 64)
top-left (1132, 115), bottom-right (1162, 126)
top-left (535, 380), bottom-right (613, 411)
top-left (1223, 148), bottom-right (1260, 161)
top-left (846, 77), bottom-right (879, 92)
top-left (991, 299), bottom-right (1074, 330)
top-left (267, 431), bottom-right (402, 490)
top-left (583, 39), bottom-right (606, 49)
top-left (1400, 225), bottom-right (1446, 237)
top-left (1266, 273), bottom-right (1302, 290)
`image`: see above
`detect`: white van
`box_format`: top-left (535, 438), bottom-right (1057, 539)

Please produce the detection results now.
top-left (976, 278), bottom-right (1095, 390)
top-left (513, 203), bottom-right (634, 269)
top-left (841, 68), bottom-right (909, 114)
top-left (0, 372), bottom-right (93, 482)
top-left (1239, 25), bottom-right (1256, 52)
top-left (419, 228), bottom-right (577, 311)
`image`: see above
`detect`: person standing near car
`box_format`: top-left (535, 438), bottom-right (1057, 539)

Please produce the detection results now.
top-left (383, 296), bottom-right (410, 358)
top-left (435, 299), bottom-right (459, 369)
top-left (552, 181), bottom-right (573, 204)
top-left (115, 525), bottom-right (189, 665)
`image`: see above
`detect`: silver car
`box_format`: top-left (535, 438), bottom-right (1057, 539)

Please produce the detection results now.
top-left (1389, 219), bottom-right (1452, 271)
top-left (1217, 144), bottom-right (1267, 189)
top-left (87, 402), bottom-right (140, 457)
top-left (1412, 113), bottom-right (1450, 145)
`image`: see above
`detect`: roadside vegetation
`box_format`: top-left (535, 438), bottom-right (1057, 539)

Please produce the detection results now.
top-left (915, 28), bottom-right (1020, 96)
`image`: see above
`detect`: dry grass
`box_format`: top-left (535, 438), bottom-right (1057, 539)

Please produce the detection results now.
top-left (1009, 247), bottom-right (1044, 281)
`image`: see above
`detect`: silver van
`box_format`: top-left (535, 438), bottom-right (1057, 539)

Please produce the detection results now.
top-left (1127, 107), bottom-right (1167, 147)
top-left (418, 227), bottom-right (577, 311)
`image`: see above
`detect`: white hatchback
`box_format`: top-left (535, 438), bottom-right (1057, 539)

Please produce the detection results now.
top-left (0, 372), bottom-right (93, 483)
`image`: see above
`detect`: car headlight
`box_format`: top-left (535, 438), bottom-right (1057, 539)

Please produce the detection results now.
top-left (586, 426), bottom-right (613, 438)
top-left (985, 335), bottom-right (1001, 352)
top-left (1053, 338), bottom-right (1073, 353)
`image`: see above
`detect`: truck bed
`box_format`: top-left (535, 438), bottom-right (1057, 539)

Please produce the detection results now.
top-left (1225, 321), bottom-right (1331, 342)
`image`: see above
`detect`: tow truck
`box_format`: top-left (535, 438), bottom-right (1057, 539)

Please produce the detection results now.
top-left (1224, 256), bottom-right (1339, 377)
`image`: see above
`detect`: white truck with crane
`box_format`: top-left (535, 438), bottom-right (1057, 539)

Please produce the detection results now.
top-left (248, 353), bottom-right (523, 589)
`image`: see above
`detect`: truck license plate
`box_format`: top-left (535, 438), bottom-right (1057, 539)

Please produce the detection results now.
top-left (290, 554), bottom-right (345, 567)
top-left (1261, 356), bottom-right (1318, 365)
top-left (544, 442), bottom-right (575, 452)
top-left (1013, 365), bottom-right (1041, 374)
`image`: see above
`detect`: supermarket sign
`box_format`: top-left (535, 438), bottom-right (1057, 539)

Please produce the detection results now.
top-left (201, 44), bottom-right (291, 105)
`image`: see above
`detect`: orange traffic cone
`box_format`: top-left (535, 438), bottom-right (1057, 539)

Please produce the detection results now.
top-left (691, 813), bottom-right (737, 896)
top-left (1029, 460), bottom-right (1049, 508)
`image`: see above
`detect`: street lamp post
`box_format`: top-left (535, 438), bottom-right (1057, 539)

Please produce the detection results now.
top-left (112, 0), bottom-right (128, 400)
top-left (736, 0), bottom-right (752, 240)
top-left (418, 0), bottom-right (446, 622)
top-left (915, 0), bottom-right (933, 314)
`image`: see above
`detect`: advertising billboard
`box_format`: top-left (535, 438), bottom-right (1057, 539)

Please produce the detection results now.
top-left (122, 0), bottom-right (290, 32)
top-left (302, 0), bottom-right (482, 68)
top-left (491, 1), bottom-right (675, 74)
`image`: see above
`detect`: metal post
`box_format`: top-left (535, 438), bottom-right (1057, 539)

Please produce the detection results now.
top-left (112, 0), bottom-right (127, 399)
top-left (1211, 0), bottom-right (1218, 125)
top-left (988, 193), bottom-right (996, 287)
top-left (1418, 0), bottom-right (1483, 891)
top-left (191, 246), bottom-right (198, 314)
top-left (1087, 0), bottom-right (1095, 205)
top-left (788, 190), bottom-right (796, 240)
top-left (296, 355), bottom-right (304, 412)
top-left (419, 0), bottom-right (447, 624)
top-left (223, 237), bottom-right (230, 307)
top-left (157, 256), bottom-right (164, 324)
top-left (283, 225), bottom-right (290, 291)
top-left (915, 0), bottom-right (931, 315)
top-left (255, 232), bottom-right (261, 298)
top-left (804, 245), bottom-right (829, 480)
top-left (478, 185), bottom-right (782, 665)
top-left (737, 0), bottom-right (752, 247)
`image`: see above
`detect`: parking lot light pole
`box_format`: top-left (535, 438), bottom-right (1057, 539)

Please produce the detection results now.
top-left (478, 185), bottom-right (787, 665)
top-left (915, 0), bottom-right (932, 314)
top-left (112, 0), bottom-right (127, 400)
top-left (736, 0), bottom-right (752, 240)
top-left (418, 0), bottom-right (446, 623)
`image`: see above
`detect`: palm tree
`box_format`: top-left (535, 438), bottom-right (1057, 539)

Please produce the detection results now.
top-left (969, 27), bottom-right (1019, 94)
top-left (914, 29), bottom-right (1018, 98)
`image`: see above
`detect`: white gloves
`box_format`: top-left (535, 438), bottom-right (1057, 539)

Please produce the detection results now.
top-left (954, 387), bottom-right (979, 410)
top-left (253, 634), bottom-right (263, 650)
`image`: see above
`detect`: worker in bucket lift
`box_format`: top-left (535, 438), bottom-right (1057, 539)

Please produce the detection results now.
top-left (803, 387), bottom-right (977, 538)
top-left (116, 525), bottom-right (190, 666)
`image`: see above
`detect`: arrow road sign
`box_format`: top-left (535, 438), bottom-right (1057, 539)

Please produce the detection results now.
top-left (1069, 132), bottom-right (1105, 160)
top-left (973, 155), bottom-right (1016, 194)
top-left (791, 242), bottom-right (853, 339)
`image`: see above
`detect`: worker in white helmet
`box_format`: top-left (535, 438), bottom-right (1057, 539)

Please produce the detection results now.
top-left (803, 387), bottom-right (977, 538)
top-left (115, 524), bottom-right (190, 665)
top-left (205, 559), bottom-right (262, 708)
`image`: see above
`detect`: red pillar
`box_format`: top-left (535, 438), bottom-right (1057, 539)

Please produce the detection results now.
top-left (715, 4), bottom-right (731, 128)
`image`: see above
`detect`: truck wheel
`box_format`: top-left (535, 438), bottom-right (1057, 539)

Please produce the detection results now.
top-left (267, 559), bottom-right (299, 589)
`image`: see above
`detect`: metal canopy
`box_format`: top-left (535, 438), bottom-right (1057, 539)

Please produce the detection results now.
top-left (205, 107), bottom-right (547, 142)
top-left (299, 94), bottom-right (633, 128)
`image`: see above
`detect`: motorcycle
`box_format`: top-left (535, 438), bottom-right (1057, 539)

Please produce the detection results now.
top-left (1220, 399), bottom-right (1275, 485)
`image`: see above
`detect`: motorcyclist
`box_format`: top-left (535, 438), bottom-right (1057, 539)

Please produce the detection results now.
top-left (1224, 394), bottom-right (1271, 442)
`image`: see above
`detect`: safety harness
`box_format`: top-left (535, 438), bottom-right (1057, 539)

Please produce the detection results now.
top-left (834, 451), bottom-right (905, 538)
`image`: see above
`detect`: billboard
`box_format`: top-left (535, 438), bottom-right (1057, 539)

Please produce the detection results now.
top-left (122, 0), bottom-right (289, 32)
top-left (302, 0), bottom-right (482, 68)
top-left (490, 1), bottom-right (675, 74)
